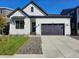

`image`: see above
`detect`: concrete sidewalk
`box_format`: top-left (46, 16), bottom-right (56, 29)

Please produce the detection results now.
top-left (0, 54), bottom-right (45, 58)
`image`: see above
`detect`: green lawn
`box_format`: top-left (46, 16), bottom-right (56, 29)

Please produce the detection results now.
top-left (0, 35), bottom-right (28, 55)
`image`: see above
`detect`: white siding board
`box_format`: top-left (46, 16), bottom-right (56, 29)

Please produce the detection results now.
top-left (9, 10), bottom-right (30, 35)
top-left (10, 11), bottom-right (24, 17)
top-left (23, 4), bottom-right (46, 16)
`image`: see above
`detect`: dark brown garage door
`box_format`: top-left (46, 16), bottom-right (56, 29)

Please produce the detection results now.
top-left (41, 24), bottom-right (64, 35)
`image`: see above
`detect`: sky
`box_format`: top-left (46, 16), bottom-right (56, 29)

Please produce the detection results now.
top-left (0, 0), bottom-right (79, 14)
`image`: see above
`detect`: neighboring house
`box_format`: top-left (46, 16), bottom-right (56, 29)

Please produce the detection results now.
top-left (0, 7), bottom-right (13, 34)
top-left (61, 6), bottom-right (79, 35)
top-left (7, 1), bottom-right (71, 35)
top-left (0, 7), bottom-right (13, 16)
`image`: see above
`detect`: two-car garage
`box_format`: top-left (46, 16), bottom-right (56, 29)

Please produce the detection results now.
top-left (41, 24), bottom-right (64, 35)
top-left (36, 17), bottom-right (71, 35)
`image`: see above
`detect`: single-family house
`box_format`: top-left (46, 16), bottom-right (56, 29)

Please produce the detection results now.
top-left (7, 1), bottom-right (71, 35)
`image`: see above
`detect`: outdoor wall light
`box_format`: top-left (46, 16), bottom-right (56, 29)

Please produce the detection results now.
top-left (66, 24), bottom-right (69, 26)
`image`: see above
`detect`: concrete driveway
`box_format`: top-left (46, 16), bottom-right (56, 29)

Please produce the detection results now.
top-left (41, 36), bottom-right (79, 58)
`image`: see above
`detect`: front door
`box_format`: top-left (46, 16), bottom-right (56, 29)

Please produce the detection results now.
top-left (32, 22), bottom-right (36, 32)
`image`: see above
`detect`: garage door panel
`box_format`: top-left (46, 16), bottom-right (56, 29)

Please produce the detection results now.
top-left (41, 24), bottom-right (64, 35)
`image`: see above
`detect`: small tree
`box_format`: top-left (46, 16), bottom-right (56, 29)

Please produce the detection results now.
top-left (0, 15), bottom-right (6, 35)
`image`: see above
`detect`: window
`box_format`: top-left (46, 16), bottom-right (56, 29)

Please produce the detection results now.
top-left (78, 23), bottom-right (79, 30)
top-left (71, 11), bottom-right (74, 14)
top-left (31, 7), bottom-right (34, 12)
top-left (77, 9), bottom-right (79, 14)
top-left (16, 20), bottom-right (24, 29)
top-left (0, 9), bottom-right (2, 14)
top-left (67, 13), bottom-right (70, 16)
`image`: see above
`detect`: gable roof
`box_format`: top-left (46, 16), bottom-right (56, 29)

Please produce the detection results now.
top-left (61, 5), bottom-right (79, 15)
top-left (7, 8), bottom-right (29, 17)
top-left (61, 8), bottom-right (74, 15)
top-left (22, 1), bottom-right (48, 15)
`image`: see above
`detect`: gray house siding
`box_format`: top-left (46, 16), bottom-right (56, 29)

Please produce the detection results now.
top-left (77, 8), bottom-right (79, 34)
top-left (0, 8), bottom-right (13, 16)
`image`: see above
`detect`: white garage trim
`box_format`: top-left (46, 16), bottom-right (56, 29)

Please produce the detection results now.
top-left (36, 18), bottom-right (71, 35)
